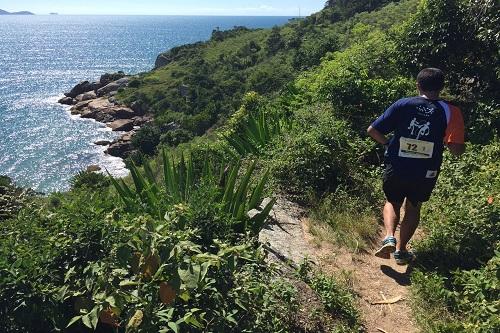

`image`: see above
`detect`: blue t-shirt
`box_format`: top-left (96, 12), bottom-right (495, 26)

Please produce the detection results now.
top-left (371, 96), bottom-right (449, 180)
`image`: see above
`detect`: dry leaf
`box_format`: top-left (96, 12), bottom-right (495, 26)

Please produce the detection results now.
top-left (127, 309), bottom-right (144, 328)
top-left (371, 295), bottom-right (403, 305)
top-left (142, 253), bottom-right (160, 278)
top-left (100, 308), bottom-right (120, 327)
top-left (159, 282), bottom-right (177, 305)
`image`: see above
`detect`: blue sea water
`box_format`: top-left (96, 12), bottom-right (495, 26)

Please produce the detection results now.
top-left (0, 15), bottom-right (292, 192)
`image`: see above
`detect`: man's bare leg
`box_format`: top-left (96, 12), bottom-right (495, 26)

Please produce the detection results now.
top-left (398, 200), bottom-right (422, 251)
top-left (383, 201), bottom-right (401, 238)
top-left (375, 201), bottom-right (402, 258)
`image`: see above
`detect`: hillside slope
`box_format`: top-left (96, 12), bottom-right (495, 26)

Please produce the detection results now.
top-left (116, 0), bottom-right (418, 156)
top-left (1, 0), bottom-right (498, 332)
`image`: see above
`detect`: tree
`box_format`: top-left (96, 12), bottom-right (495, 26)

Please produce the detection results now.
top-left (397, 0), bottom-right (499, 100)
top-left (266, 26), bottom-right (285, 55)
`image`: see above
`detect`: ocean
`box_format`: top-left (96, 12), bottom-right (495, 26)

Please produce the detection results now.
top-left (0, 15), bottom-right (292, 192)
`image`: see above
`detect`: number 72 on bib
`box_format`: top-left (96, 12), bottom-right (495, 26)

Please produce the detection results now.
top-left (398, 137), bottom-right (434, 159)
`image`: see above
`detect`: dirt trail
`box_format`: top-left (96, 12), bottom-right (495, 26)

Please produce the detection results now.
top-left (260, 199), bottom-right (419, 333)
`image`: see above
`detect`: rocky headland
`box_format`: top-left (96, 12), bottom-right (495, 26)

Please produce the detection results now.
top-left (0, 9), bottom-right (35, 15)
top-left (59, 72), bottom-right (152, 159)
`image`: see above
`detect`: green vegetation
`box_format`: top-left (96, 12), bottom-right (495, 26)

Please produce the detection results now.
top-left (116, 0), bottom-right (415, 157)
top-left (0, 176), bottom-right (34, 221)
top-left (297, 260), bottom-right (362, 332)
top-left (1, 0), bottom-right (499, 331)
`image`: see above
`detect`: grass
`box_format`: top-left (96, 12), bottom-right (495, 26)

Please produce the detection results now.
top-left (297, 260), bottom-right (362, 332)
top-left (309, 194), bottom-right (379, 252)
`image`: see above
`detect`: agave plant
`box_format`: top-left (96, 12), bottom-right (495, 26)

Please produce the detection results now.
top-left (109, 150), bottom-right (275, 235)
top-left (226, 108), bottom-right (291, 156)
top-left (220, 160), bottom-right (276, 234)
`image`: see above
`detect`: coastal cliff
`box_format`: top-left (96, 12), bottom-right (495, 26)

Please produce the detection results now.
top-left (59, 72), bottom-right (152, 158)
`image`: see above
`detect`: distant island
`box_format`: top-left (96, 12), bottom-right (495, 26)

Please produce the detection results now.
top-left (0, 9), bottom-right (35, 15)
top-left (49, 13), bottom-right (58, 15)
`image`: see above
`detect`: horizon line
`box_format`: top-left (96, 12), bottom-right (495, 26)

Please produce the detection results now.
top-left (2, 13), bottom-right (304, 17)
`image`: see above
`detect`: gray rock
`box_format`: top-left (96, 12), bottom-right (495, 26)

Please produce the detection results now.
top-left (96, 78), bottom-right (129, 97)
top-left (72, 100), bottom-right (92, 111)
top-left (99, 72), bottom-right (126, 87)
top-left (110, 107), bottom-right (136, 119)
top-left (80, 110), bottom-right (95, 118)
top-left (94, 140), bottom-right (111, 146)
top-left (155, 52), bottom-right (173, 69)
top-left (130, 100), bottom-right (148, 115)
top-left (106, 140), bottom-right (133, 157)
top-left (132, 115), bottom-right (153, 126)
top-left (86, 165), bottom-right (101, 172)
top-left (97, 82), bottom-right (120, 97)
top-left (58, 96), bottom-right (75, 105)
top-left (107, 119), bottom-right (134, 131)
top-left (64, 80), bottom-right (94, 98)
top-left (81, 91), bottom-right (97, 101)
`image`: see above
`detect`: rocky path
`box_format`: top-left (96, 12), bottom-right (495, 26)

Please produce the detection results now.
top-left (259, 199), bottom-right (419, 333)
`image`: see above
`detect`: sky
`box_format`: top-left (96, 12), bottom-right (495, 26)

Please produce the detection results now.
top-left (0, 0), bottom-right (326, 16)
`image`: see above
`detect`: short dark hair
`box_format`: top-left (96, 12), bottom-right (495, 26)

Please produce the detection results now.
top-left (417, 68), bottom-right (445, 92)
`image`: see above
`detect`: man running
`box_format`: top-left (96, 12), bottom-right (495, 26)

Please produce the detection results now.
top-left (367, 68), bottom-right (465, 265)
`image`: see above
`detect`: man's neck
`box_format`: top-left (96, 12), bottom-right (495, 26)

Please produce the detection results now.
top-left (419, 91), bottom-right (440, 100)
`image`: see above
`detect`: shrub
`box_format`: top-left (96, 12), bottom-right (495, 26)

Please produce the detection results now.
top-left (160, 129), bottom-right (194, 147)
top-left (132, 124), bottom-right (161, 155)
top-left (70, 171), bottom-right (111, 190)
top-left (411, 142), bottom-right (500, 333)
top-left (265, 104), bottom-right (372, 202)
top-left (416, 142), bottom-right (500, 270)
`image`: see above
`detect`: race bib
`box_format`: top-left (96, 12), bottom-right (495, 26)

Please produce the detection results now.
top-left (399, 137), bottom-right (434, 159)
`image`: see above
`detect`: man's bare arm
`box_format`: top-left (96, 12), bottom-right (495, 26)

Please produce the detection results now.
top-left (447, 143), bottom-right (465, 156)
top-left (367, 126), bottom-right (389, 145)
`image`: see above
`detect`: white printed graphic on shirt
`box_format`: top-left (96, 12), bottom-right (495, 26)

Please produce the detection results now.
top-left (407, 118), bottom-right (431, 139)
top-left (401, 118), bottom-right (434, 158)
top-left (426, 170), bottom-right (438, 178)
top-left (416, 105), bottom-right (436, 116)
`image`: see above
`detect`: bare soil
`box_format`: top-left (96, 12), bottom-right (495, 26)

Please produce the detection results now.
top-left (260, 199), bottom-right (420, 333)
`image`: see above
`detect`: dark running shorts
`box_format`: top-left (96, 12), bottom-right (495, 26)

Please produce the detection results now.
top-left (383, 169), bottom-right (438, 205)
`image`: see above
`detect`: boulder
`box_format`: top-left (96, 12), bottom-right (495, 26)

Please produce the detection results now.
top-left (97, 83), bottom-right (120, 97)
top-left (106, 140), bottom-right (133, 157)
top-left (94, 140), bottom-right (111, 146)
top-left (121, 131), bottom-right (135, 141)
top-left (81, 91), bottom-right (97, 101)
top-left (58, 96), bottom-right (75, 105)
top-left (107, 119), bottom-right (134, 131)
top-left (72, 100), bottom-right (92, 111)
top-left (86, 165), bottom-right (101, 172)
top-left (111, 107), bottom-right (136, 119)
top-left (130, 100), bottom-right (148, 115)
top-left (132, 115), bottom-right (153, 126)
top-left (155, 52), bottom-right (173, 69)
top-left (64, 80), bottom-right (94, 98)
top-left (99, 72), bottom-right (126, 87)
top-left (96, 77), bottom-right (129, 97)
top-left (88, 97), bottom-right (114, 111)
